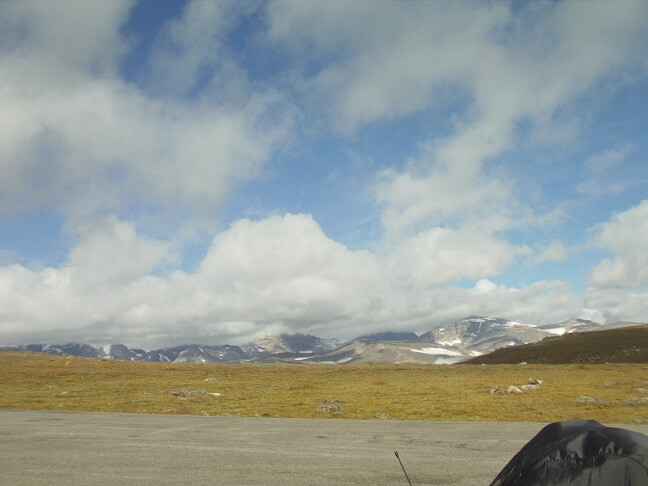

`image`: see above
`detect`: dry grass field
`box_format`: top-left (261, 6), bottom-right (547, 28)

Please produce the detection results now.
top-left (1, 351), bottom-right (646, 423)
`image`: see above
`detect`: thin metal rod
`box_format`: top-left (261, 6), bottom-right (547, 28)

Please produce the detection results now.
top-left (394, 451), bottom-right (413, 486)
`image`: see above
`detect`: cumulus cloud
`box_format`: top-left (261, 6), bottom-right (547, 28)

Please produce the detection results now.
top-left (0, 212), bottom-right (589, 347)
top-left (0, 214), bottom-right (385, 347)
top-left (374, 149), bottom-right (520, 238)
top-left (583, 287), bottom-right (648, 324)
top-left (466, 279), bottom-right (581, 326)
top-left (364, 278), bottom-right (582, 335)
top-left (0, 0), bottom-right (132, 73)
top-left (388, 227), bottom-right (526, 288)
top-left (588, 200), bottom-right (648, 288)
top-left (194, 213), bottom-right (383, 324)
top-left (0, 1), bottom-right (291, 228)
top-left (0, 75), bottom-right (287, 222)
top-left (66, 218), bottom-right (177, 287)
top-left (0, 265), bottom-right (75, 334)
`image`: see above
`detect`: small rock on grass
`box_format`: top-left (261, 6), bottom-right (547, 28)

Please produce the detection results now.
top-left (622, 397), bottom-right (648, 405)
top-left (316, 398), bottom-right (344, 415)
top-left (520, 384), bottom-right (540, 391)
top-left (575, 396), bottom-right (602, 404)
top-left (316, 405), bottom-right (344, 415)
top-left (170, 390), bottom-right (221, 398)
top-left (598, 381), bottom-right (616, 387)
top-left (374, 413), bottom-right (393, 419)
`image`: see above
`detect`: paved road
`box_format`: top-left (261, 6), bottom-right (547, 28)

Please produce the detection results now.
top-left (2, 410), bottom-right (647, 485)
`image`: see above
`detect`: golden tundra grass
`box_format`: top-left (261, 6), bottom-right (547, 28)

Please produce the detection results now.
top-left (1, 351), bottom-right (646, 423)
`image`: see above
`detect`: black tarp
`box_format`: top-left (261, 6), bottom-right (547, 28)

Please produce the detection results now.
top-left (490, 420), bottom-right (648, 485)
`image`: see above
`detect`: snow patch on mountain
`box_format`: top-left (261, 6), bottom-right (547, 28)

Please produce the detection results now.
top-left (438, 338), bottom-right (462, 346)
top-left (544, 327), bottom-right (567, 335)
top-left (435, 357), bottom-right (467, 365)
top-left (411, 347), bottom-right (464, 356)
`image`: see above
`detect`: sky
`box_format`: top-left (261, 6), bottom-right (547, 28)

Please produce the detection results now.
top-left (1, 0), bottom-right (648, 348)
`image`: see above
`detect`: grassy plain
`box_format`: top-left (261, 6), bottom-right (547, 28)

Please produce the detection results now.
top-left (1, 351), bottom-right (646, 423)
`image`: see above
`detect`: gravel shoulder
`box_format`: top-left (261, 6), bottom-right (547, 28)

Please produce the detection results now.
top-left (2, 410), bottom-right (647, 485)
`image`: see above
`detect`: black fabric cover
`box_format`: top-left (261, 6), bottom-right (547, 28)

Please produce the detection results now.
top-left (490, 420), bottom-right (648, 485)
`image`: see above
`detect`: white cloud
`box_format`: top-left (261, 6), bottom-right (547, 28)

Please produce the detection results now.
top-left (528, 241), bottom-right (572, 266)
top-left (189, 214), bottom-right (385, 335)
top-left (466, 279), bottom-right (581, 326)
top-left (582, 287), bottom-right (648, 324)
top-left (388, 227), bottom-right (525, 288)
top-left (269, 1), bottom-right (648, 133)
top-left (0, 265), bottom-right (75, 332)
top-left (588, 200), bottom-right (648, 288)
top-left (268, 1), bottom-right (510, 132)
top-left (0, 211), bottom-right (579, 347)
top-left (575, 179), bottom-right (628, 197)
top-left (577, 142), bottom-right (636, 196)
top-left (0, 1), bottom-right (291, 228)
top-left (578, 308), bottom-right (606, 323)
top-left (473, 278), bottom-right (505, 295)
top-left (585, 142), bottom-right (635, 173)
top-left (124, 213), bottom-right (387, 344)
top-left (374, 147), bottom-right (518, 237)
top-left (145, 0), bottom-right (259, 99)
top-left (0, 214), bottom-right (387, 347)
top-left (0, 0), bottom-right (132, 74)
top-left (66, 217), bottom-right (177, 287)
top-left (266, 1), bottom-right (648, 237)
top-left (0, 210), bottom-right (623, 347)
top-left (0, 75), bottom-right (287, 222)
top-left (369, 278), bottom-right (581, 334)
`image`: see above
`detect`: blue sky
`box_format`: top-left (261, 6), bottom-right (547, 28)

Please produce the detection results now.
top-left (1, 0), bottom-right (647, 348)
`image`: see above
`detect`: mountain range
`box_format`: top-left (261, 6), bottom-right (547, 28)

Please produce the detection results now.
top-left (2, 316), bottom-right (645, 365)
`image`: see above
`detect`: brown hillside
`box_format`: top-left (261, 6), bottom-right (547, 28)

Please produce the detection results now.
top-left (462, 325), bottom-right (648, 365)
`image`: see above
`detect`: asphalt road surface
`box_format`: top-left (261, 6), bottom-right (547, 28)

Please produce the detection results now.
top-left (2, 410), bottom-right (647, 485)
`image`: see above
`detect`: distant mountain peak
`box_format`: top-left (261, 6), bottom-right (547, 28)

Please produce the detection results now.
top-left (418, 316), bottom-right (545, 355)
top-left (356, 331), bottom-right (420, 342)
top-left (538, 318), bottom-right (602, 335)
top-left (252, 333), bottom-right (339, 354)
top-left (562, 318), bottom-right (599, 325)
top-left (3, 317), bottom-right (642, 366)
